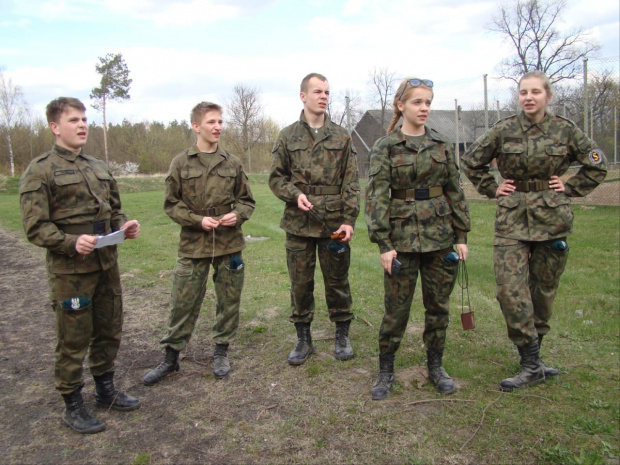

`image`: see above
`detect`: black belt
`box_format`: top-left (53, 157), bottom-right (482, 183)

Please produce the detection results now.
top-left (390, 186), bottom-right (443, 201)
top-left (513, 180), bottom-right (550, 192)
top-left (57, 220), bottom-right (110, 235)
top-left (196, 204), bottom-right (233, 217)
top-left (297, 185), bottom-right (341, 195)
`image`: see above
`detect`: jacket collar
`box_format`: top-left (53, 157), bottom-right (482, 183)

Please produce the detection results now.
top-left (187, 144), bottom-right (228, 171)
top-left (299, 110), bottom-right (335, 136)
top-left (53, 144), bottom-right (85, 161)
top-left (519, 110), bottom-right (553, 135)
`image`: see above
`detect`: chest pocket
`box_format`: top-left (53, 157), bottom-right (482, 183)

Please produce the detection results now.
top-left (430, 150), bottom-right (447, 164)
top-left (545, 145), bottom-right (567, 157)
top-left (181, 168), bottom-right (203, 198)
top-left (389, 153), bottom-right (416, 188)
top-left (93, 167), bottom-right (111, 198)
top-left (217, 166), bottom-right (236, 178)
top-left (324, 140), bottom-right (345, 151)
top-left (54, 172), bottom-right (83, 209)
top-left (501, 142), bottom-right (525, 155)
top-left (499, 142), bottom-right (525, 175)
top-left (287, 141), bottom-right (309, 152)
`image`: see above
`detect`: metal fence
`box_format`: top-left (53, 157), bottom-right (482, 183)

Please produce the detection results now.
top-left (431, 56), bottom-right (619, 164)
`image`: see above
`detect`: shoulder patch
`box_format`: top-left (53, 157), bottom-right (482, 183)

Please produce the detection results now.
top-left (588, 149), bottom-right (604, 165)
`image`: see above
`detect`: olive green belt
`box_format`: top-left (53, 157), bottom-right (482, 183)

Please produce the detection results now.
top-left (297, 185), bottom-right (341, 195)
top-left (196, 204), bottom-right (233, 217)
top-left (56, 220), bottom-right (110, 235)
top-left (390, 186), bottom-right (443, 201)
top-left (513, 180), bottom-right (550, 192)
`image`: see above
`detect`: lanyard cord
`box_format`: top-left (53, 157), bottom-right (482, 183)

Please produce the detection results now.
top-left (458, 259), bottom-right (470, 314)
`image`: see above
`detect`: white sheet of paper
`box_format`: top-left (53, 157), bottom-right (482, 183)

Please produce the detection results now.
top-left (94, 228), bottom-right (126, 249)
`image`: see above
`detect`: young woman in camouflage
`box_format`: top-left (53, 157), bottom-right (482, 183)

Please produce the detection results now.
top-left (461, 71), bottom-right (607, 392)
top-left (365, 78), bottom-right (470, 400)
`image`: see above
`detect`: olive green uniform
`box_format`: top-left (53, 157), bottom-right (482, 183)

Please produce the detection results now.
top-left (160, 145), bottom-right (255, 350)
top-left (19, 145), bottom-right (128, 394)
top-left (461, 111), bottom-right (607, 346)
top-left (365, 127), bottom-right (470, 354)
top-left (269, 112), bottom-right (360, 323)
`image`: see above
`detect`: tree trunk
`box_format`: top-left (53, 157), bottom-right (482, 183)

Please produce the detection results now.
top-left (102, 94), bottom-right (109, 164)
top-left (6, 132), bottom-right (14, 177)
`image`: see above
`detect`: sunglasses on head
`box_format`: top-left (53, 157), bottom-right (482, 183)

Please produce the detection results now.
top-left (398, 79), bottom-right (434, 101)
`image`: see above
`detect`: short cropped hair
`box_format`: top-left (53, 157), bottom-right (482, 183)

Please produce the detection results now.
top-left (300, 73), bottom-right (328, 93)
top-left (191, 102), bottom-right (223, 124)
top-left (46, 97), bottom-right (86, 124)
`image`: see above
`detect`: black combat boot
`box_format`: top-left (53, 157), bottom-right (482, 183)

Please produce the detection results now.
top-left (371, 353), bottom-right (395, 400)
top-left (500, 341), bottom-right (545, 392)
top-left (538, 334), bottom-right (559, 377)
top-left (427, 348), bottom-right (457, 395)
top-left (213, 343), bottom-right (231, 378)
top-left (94, 372), bottom-right (141, 411)
top-left (334, 320), bottom-right (354, 361)
top-left (287, 322), bottom-right (313, 366)
top-left (143, 346), bottom-right (180, 386)
top-left (62, 388), bottom-right (106, 434)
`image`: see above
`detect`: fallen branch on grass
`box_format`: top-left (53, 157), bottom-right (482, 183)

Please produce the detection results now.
top-left (357, 316), bottom-right (374, 328)
top-left (404, 398), bottom-right (475, 407)
top-left (256, 404), bottom-right (279, 421)
top-left (460, 394), bottom-right (502, 450)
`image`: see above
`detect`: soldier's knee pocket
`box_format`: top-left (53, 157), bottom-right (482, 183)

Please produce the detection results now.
top-left (223, 256), bottom-right (244, 302)
top-left (285, 237), bottom-right (309, 281)
top-left (325, 242), bottom-right (350, 278)
top-left (56, 298), bottom-right (93, 351)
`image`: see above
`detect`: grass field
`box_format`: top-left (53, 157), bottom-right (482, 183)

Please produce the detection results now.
top-left (0, 174), bottom-right (618, 464)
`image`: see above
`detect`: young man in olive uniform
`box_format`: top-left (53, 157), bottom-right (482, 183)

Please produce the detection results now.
top-left (269, 73), bottom-right (361, 365)
top-left (19, 97), bottom-right (141, 434)
top-left (143, 102), bottom-right (255, 385)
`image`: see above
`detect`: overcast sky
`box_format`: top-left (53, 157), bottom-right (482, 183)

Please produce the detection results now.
top-left (1, 0), bottom-right (618, 127)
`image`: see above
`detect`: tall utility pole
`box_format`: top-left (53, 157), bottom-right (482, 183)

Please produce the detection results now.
top-left (483, 74), bottom-right (489, 131)
top-left (583, 58), bottom-right (589, 137)
top-left (345, 95), bottom-right (352, 134)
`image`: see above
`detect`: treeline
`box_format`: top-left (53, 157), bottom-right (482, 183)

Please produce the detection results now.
top-left (0, 118), bottom-right (280, 176)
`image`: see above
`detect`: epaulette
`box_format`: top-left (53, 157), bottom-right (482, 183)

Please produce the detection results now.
top-left (555, 114), bottom-right (577, 127)
top-left (32, 151), bottom-right (52, 163)
top-left (493, 114), bottom-right (518, 127)
top-left (429, 127), bottom-right (449, 143)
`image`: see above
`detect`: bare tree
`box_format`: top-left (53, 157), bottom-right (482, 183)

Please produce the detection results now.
top-left (488, 0), bottom-right (599, 84)
top-left (368, 67), bottom-right (398, 130)
top-left (0, 70), bottom-right (25, 177)
top-left (90, 53), bottom-right (132, 164)
top-left (225, 83), bottom-right (266, 173)
top-left (327, 89), bottom-right (364, 131)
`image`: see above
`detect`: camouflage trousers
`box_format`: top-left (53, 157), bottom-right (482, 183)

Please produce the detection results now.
top-left (379, 247), bottom-right (459, 354)
top-left (285, 233), bottom-right (353, 324)
top-left (160, 253), bottom-right (244, 351)
top-left (493, 237), bottom-right (569, 346)
top-left (49, 265), bottom-right (123, 395)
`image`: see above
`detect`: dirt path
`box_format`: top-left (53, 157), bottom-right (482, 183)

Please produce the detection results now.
top-left (0, 228), bottom-right (382, 465)
top-left (0, 228), bottom-right (235, 464)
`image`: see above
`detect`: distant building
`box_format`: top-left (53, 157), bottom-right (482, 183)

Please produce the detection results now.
top-left (352, 109), bottom-right (512, 177)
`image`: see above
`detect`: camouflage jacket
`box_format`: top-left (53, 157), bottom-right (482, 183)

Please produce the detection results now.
top-left (19, 145), bottom-right (127, 274)
top-left (165, 145), bottom-right (255, 258)
top-left (365, 126), bottom-right (470, 254)
top-left (461, 111), bottom-right (607, 241)
top-left (269, 111), bottom-right (360, 237)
